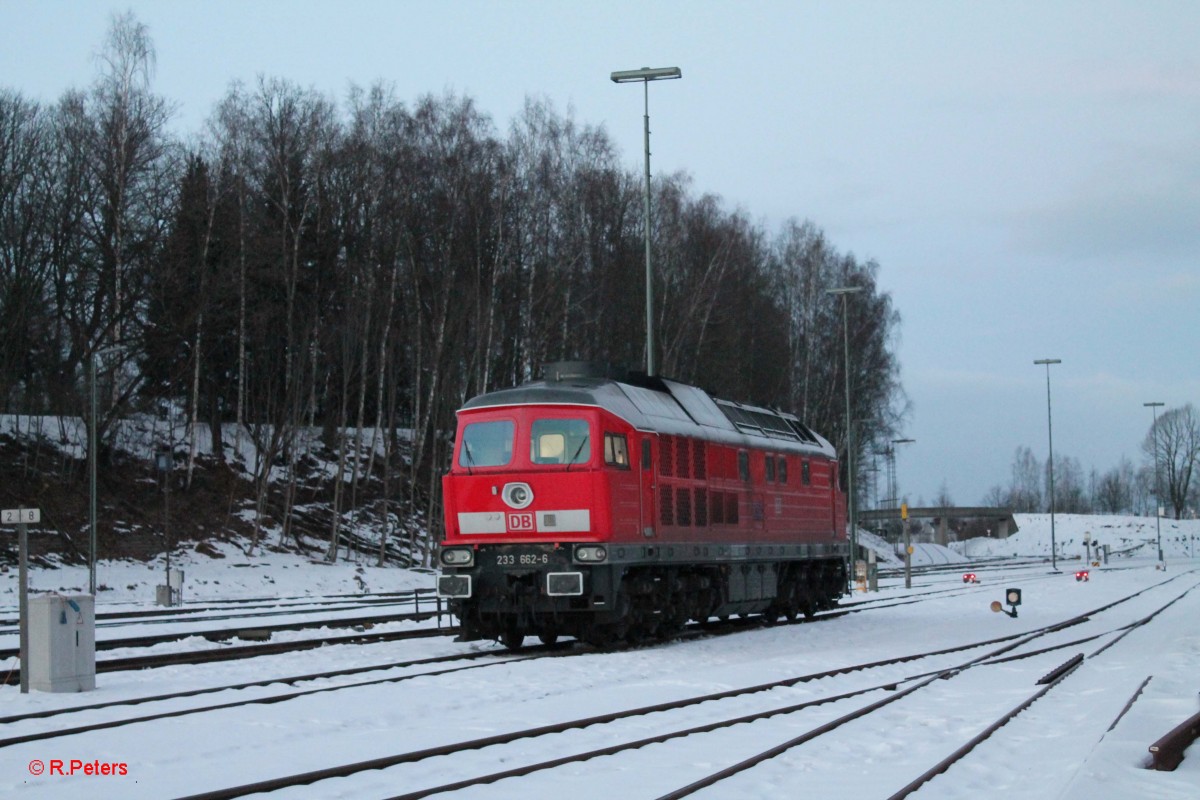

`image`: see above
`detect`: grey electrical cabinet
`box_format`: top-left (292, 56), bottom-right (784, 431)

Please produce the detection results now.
top-left (28, 593), bottom-right (96, 692)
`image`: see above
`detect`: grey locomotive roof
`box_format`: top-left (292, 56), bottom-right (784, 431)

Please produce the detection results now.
top-left (461, 372), bottom-right (836, 459)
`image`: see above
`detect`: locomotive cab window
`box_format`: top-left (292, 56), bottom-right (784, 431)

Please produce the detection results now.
top-left (459, 420), bottom-right (515, 468)
top-left (778, 457), bottom-right (788, 484)
top-left (765, 455), bottom-right (776, 482)
top-left (738, 451), bottom-right (750, 482)
top-left (604, 433), bottom-right (630, 468)
top-left (531, 418), bottom-right (591, 465)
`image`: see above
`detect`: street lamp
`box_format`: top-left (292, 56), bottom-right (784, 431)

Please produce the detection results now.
top-left (892, 437), bottom-right (915, 588)
top-left (1145, 401), bottom-right (1165, 563)
top-left (1034, 358), bottom-right (1062, 571)
top-left (611, 65), bottom-right (681, 377)
top-left (827, 285), bottom-right (863, 587)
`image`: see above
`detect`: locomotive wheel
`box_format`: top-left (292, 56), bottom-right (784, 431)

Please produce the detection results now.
top-left (537, 632), bottom-right (559, 646)
top-left (581, 623), bottom-right (620, 648)
top-left (500, 623), bottom-right (525, 651)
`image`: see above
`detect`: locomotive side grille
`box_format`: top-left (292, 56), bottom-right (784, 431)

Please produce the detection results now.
top-left (726, 492), bottom-right (740, 524)
top-left (659, 485), bottom-right (674, 525)
top-left (660, 436), bottom-right (675, 476)
top-left (675, 485), bottom-right (692, 526)
top-left (710, 491), bottom-right (724, 524)
top-left (677, 438), bottom-right (691, 479)
top-left (694, 488), bottom-right (708, 526)
top-left (693, 440), bottom-right (706, 479)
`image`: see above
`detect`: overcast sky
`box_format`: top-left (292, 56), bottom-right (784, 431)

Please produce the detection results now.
top-left (2, 1), bottom-right (1197, 507)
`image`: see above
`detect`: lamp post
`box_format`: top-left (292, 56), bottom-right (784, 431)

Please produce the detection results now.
top-left (827, 286), bottom-right (864, 587)
top-left (1034, 358), bottom-right (1062, 571)
top-left (892, 437), bottom-right (915, 588)
top-left (611, 66), bottom-right (681, 377)
top-left (1145, 401), bottom-right (1165, 563)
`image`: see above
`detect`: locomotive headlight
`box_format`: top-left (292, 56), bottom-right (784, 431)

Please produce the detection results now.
top-left (574, 545), bottom-right (607, 563)
top-left (440, 547), bottom-right (475, 567)
top-left (502, 482), bottom-right (534, 509)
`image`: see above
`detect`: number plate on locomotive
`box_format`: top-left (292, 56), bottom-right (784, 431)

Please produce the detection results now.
top-left (490, 545), bottom-right (561, 569)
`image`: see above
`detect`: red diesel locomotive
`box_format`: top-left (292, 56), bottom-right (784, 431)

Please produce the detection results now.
top-left (436, 362), bottom-right (848, 648)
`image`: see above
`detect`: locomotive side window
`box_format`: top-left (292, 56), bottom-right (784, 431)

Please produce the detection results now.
top-left (765, 455), bottom-right (776, 483)
top-left (802, 460), bottom-right (811, 485)
top-left (738, 451), bottom-right (750, 482)
top-left (604, 433), bottom-right (630, 468)
top-left (641, 439), bottom-right (652, 469)
top-left (778, 457), bottom-right (788, 484)
top-left (531, 418), bottom-right (591, 465)
top-left (459, 420), bottom-right (514, 467)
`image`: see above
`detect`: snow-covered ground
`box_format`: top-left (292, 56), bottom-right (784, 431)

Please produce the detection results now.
top-left (3, 537), bottom-right (435, 607)
top-left (960, 513), bottom-right (1199, 563)
top-left (1, 515), bottom-right (1198, 799)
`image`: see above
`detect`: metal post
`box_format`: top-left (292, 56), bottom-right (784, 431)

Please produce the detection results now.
top-left (611, 66), bottom-right (681, 377)
top-left (1035, 359), bottom-right (1061, 571)
top-left (891, 438), bottom-right (914, 587)
top-left (842, 294), bottom-right (855, 575)
top-left (642, 79), bottom-right (654, 376)
top-left (89, 354), bottom-right (97, 595)
top-left (828, 286), bottom-right (863, 589)
top-left (1145, 402), bottom-right (1165, 563)
top-left (18, 518), bottom-right (28, 694)
top-left (157, 449), bottom-right (173, 605)
top-left (165, 466), bottom-right (171, 602)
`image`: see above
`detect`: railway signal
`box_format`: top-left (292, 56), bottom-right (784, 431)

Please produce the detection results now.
top-left (990, 587), bottom-right (1022, 618)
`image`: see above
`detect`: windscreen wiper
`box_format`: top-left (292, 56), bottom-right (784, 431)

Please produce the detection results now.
top-left (565, 435), bottom-right (589, 472)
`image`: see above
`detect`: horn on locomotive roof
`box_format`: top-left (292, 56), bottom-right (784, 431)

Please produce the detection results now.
top-left (541, 361), bottom-right (629, 382)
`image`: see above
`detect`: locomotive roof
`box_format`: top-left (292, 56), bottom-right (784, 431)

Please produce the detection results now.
top-left (460, 367), bottom-right (836, 459)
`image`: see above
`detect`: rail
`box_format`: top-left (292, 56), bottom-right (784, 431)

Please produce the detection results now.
top-left (1148, 707), bottom-right (1200, 771)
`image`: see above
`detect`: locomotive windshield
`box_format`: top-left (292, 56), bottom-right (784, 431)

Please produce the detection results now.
top-left (531, 418), bottom-right (591, 465)
top-left (459, 420), bottom-right (514, 467)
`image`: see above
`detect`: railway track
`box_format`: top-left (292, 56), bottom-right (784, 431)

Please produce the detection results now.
top-left (8, 569), bottom-right (1192, 799)
top-left (142, 570), bottom-right (1197, 800)
top-left (121, 573), bottom-right (1190, 800)
top-left (0, 643), bottom-right (571, 749)
top-left (661, 576), bottom-right (1200, 799)
top-left (0, 588), bottom-right (438, 629)
top-left (0, 611), bottom-right (452, 686)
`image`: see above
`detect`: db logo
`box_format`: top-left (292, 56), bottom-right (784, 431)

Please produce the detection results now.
top-left (507, 512), bottom-right (535, 532)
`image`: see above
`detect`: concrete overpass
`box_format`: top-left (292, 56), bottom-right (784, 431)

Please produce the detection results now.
top-left (857, 506), bottom-right (1018, 546)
